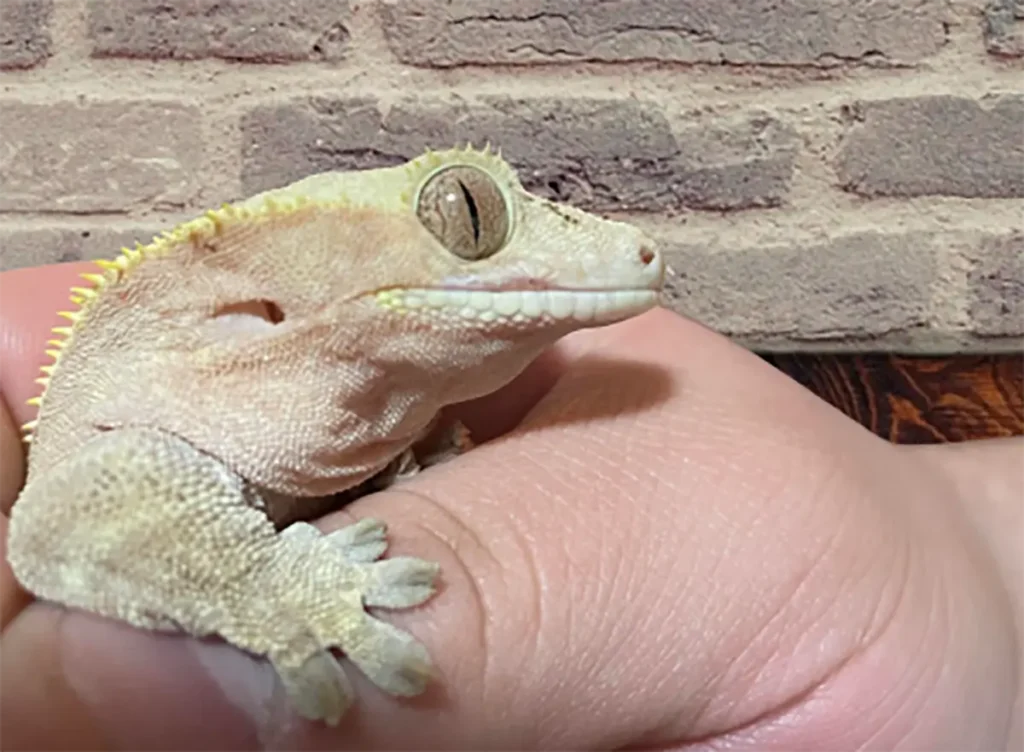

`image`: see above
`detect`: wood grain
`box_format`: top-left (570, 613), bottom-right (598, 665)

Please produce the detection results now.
top-left (765, 354), bottom-right (1024, 443)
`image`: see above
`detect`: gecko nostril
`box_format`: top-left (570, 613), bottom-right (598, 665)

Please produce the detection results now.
top-left (638, 245), bottom-right (656, 266)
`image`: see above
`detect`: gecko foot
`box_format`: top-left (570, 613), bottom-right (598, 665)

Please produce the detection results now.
top-left (263, 522), bottom-right (439, 724)
top-left (7, 428), bottom-right (441, 727)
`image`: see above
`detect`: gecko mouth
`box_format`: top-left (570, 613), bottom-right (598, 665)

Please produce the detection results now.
top-left (373, 287), bottom-right (660, 325)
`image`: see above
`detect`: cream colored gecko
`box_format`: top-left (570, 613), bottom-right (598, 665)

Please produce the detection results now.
top-left (6, 145), bottom-right (665, 725)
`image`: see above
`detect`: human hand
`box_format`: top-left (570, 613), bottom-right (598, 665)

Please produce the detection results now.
top-left (2, 262), bottom-right (1020, 750)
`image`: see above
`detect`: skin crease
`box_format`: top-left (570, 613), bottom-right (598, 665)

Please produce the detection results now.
top-left (0, 263), bottom-right (1021, 750)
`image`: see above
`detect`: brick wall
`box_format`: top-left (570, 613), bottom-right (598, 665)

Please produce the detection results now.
top-left (1, 0), bottom-right (1021, 352)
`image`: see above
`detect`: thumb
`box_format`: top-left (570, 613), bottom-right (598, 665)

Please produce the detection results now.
top-left (1, 604), bottom-right (277, 750)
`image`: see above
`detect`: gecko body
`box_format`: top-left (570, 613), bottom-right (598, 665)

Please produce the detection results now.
top-left (7, 146), bottom-right (665, 724)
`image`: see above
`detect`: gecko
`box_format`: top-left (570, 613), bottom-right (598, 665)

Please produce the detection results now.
top-left (6, 145), bottom-right (665, 725)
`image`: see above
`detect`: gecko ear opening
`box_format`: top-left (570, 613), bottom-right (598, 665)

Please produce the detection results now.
top-left (415, 165), bottom-right (510, 261)
top-left (212, 299), bottom-right (285, 329)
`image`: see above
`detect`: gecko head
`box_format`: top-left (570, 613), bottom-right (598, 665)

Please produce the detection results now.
top-left (341, 145), bottom-right (665, 336)
top-left (270, 145), bottom-right (666, 402)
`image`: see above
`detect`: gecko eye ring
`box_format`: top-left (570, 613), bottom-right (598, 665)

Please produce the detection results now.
top-left (415, 165), bottom-right (511, 261)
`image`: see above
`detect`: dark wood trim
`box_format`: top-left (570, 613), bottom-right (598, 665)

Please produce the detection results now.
top-left (764, 354), bottom-right (1024, 443)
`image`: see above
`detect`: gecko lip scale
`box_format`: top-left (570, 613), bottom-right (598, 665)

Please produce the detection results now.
top-left (375, 287), bottom-right (660, 324)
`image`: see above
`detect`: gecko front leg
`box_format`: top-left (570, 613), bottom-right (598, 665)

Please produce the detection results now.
top-left (369, 419), bottom-right (476, 490)
top-left (7, 427), bottom-right (439, 725)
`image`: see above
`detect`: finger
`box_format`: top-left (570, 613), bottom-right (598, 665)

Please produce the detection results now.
top-left (1, 605), bottom-right (263, 750)
top-left (0, 264), bottom-right (95, 430)
top-left (0, 515), bottom-right (31, 631)
top-left (0, 264), bottom-right (100, 520)
top-left (0, 258), bottom-right (92, 652)
top-left (0, 396), bottom-right (25, 512)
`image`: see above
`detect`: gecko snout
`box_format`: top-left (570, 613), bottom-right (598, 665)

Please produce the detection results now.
top-left (635, 236), bottom-right (666, 289)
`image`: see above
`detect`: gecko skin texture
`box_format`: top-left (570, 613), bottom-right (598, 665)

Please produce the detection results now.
top-left (7, 145), bottom-right (665, 725)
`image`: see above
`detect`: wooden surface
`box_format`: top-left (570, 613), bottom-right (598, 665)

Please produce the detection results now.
top-left (765, 354), bottom-right (1024, 443)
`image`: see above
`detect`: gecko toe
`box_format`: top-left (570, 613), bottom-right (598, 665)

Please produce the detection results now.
top-left (326, 518), bottom-right (388, 562)
top-left (362, 556), bottom-right (439, 608)
top-left (344, 616), bottom-right (434, 697)
top-left (275, 649), bottom-right (354, 726)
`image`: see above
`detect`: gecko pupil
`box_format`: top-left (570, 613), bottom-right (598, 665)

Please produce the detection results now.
top-left (458, 180), bottom-right (481, 246)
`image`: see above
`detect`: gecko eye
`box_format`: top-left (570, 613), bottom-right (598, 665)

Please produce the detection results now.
top-left (415, 165), bottom-right (510, 260)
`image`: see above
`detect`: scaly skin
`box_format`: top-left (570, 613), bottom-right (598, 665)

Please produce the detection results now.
top-left (7, 145), bottom-right (665, 724)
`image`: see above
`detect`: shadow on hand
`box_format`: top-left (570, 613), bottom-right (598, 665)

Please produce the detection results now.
top-left (450, 353), bottom-right (675, 445)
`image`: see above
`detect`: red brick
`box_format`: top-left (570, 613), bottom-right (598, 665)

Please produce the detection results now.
top-left (88, 0), bottom-right (351, 62)
top-left (968, 231), bottom-right (1024, 337)
top-left (662, 229), bottom-right (942, 346)
top-left (0, 225), bottom-right (168, 272)
top-left (0, 101), bottom-right (202, 213)
top-left (381, 0), bottom-right (947, 68)
top-left (836, 95), bottom-right (1024, 199)
top-left (0, 0), bottom-right (52, 69)
top-left (241, 97), bottom-right (798, 213)
top-left (984, 0), bottom-right (1024, 57)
